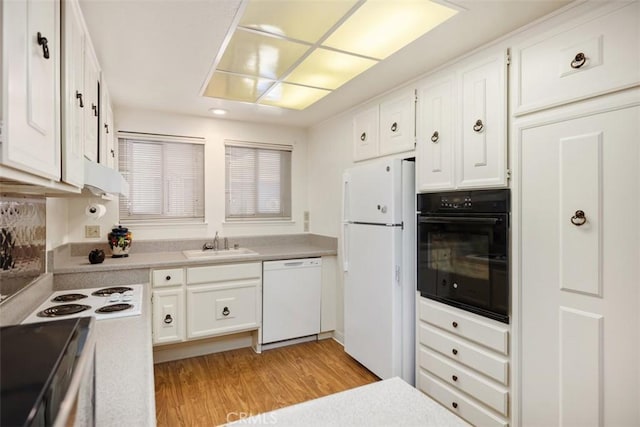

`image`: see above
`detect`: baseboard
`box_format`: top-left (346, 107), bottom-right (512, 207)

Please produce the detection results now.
top-left (333, 330), bottom-right (344, 345)
top-left (261, 334), bottom-right (317, 351)
top-left (153, 331), bottom-right (253, 363)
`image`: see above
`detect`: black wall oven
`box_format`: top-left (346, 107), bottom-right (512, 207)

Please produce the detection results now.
top-left (417, 189), bottom-right (510, 323)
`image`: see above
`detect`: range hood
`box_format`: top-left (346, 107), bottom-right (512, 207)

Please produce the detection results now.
top-left (83, 159), bottom-right (129, 197)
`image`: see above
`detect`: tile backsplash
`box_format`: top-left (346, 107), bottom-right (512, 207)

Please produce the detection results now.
top-left (0, 197), bottom-right (46, 302)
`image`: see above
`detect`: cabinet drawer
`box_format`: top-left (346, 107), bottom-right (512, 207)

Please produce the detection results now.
top-left (418, 323), bottom-right (508, 385)
top-left (418, 298), bottom-right (509, 354)
top-left (514, 2), bottom-right (640, 115)
top-left (187, 262), bottom-right (261, 285)
top-left (419, 347), bottom-right (508, 415)
top-left (186, 283), bottom-right (259, 339)
top-left (418, 370), bottom-right (508, 427)
top-left (152, 268), bottom-right (184, 288)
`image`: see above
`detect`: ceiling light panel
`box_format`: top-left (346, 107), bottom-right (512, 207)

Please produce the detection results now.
top-left (204, 72), bottom-right (274, 102)
top-left (218, 29), bottom-right (310, 80)
top-left (259, 82), bottom-right (331, 110)
top-left (239, 0), bottom-right (359, 43)
top-left (284, 48), bottom-right (377, 90)
top-left (323, 0), bottom-right (458, 59)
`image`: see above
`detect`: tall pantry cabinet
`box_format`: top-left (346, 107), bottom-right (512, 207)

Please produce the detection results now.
top-left (513, 2), bottom-right (640, 426)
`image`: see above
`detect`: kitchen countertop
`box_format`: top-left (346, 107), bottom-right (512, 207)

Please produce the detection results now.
top-left (226, 377), bottom-right (470, 426)
top-left (54, 241), bottom-right (337, 274)
top-left (94, 283), bottom-right (156, 427)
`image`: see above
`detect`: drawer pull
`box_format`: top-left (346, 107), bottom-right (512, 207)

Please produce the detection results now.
top-left (391, 122), bottom-right (398, 132)
top-left (452, 402), bottom-right (458, 409)
top-left (164, 314), bottom-right (173, 324)
top-left (570, 52), bottom-right (586, 69)
top-left (165, 275), bottom-right (171, 281)
top-left (452, 375), bottom-right (458, 382)
top-left (473, 119), bottom-right (484, 133)
top-left (37, 32), bottom-right (50, 59)
top-left (452, 321), bottom-right (458, 328)
top-left (431, 131), bottom-right (439, 143)
top-left (360, 132), bottom-right (367, 141)
top-left (571, 210), bottom-right (587, 226)
top-left (452, 348), bottom-right (458, 355)
top-left (222, 306), bottom-right (230, 316)
top-left (76, 91), bottom-right (84, 108)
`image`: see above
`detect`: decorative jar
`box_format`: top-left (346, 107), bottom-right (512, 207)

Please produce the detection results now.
top-left (107, 225), bottom-right (132, 258)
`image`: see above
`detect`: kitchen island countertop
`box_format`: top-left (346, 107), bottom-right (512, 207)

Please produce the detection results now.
top-left (94, 282), bottom-right (156, 427)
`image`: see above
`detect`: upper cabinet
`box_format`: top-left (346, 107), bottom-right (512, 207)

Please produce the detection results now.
top-left (512, 2), bottom-right (640, 116)
top-left (83, 43), bottom-right (100, 163)
top-left (353, 89), bottom-right (416, 162)
top-left (416, 49), bottom-right (508, 193)
top-left (1, 0), bottom-right (61, 181)
top-left (100, 83), bottom-right (116, 169)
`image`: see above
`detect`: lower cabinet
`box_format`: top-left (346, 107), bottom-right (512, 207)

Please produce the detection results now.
top-left (151, 262), bottom-right (261, 346)
top-left (416, 297), bottom-right (510, 426)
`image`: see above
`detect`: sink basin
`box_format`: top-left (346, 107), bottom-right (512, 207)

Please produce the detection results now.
top-left (182, 248), bottom-right (258, 259)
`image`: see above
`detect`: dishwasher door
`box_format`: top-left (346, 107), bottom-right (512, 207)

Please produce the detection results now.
top-left (262, 258), bottom-right (322, 344)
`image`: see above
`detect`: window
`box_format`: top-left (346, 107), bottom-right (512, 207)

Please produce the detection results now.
top-left (225, 140), bottom-right (292, 220)
top-left (118, 134), bottom-right (205, 222)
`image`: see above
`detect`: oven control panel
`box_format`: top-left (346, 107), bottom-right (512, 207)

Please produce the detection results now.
top-left (440, 195), bottom-right (472, 209)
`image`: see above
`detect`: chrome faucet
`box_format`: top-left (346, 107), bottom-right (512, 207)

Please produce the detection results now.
top-left (202, 231), bottom-right (220, 251)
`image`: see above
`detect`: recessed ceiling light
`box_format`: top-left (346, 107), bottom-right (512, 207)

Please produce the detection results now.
top-left (209, 108), bottom-right (228, 116)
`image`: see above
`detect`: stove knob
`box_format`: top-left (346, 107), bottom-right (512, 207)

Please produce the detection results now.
top-left (109, 292), bottom-right (122, 302)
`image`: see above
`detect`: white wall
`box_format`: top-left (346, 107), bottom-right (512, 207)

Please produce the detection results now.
top-left (64, 108), bottom-right (308, 242)
top-left (46, 198), bottom-right (69, 250)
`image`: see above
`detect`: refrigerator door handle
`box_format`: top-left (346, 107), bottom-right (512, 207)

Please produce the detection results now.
top-left (342, 222), bottom-right (349, 272)
top-left (342, 173), bottom-right (350, 222)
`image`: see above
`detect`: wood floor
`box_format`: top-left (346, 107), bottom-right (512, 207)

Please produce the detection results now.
top-left (154, 339), bottom-right (380, 426)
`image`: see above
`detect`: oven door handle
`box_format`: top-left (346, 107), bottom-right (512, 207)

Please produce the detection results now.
top-left (419, 216), bottom-right (501, 224)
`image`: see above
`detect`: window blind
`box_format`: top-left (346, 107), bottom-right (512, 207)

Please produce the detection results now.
top-left (225, 142), bottom-right (292, 220)
top-left (119, 137), bottom-right (204, 222)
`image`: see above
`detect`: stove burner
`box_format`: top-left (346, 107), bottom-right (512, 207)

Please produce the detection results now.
top-left (95, 303), bottom-right (133, 314)
top-left (51, 293), bottom-right (88, 303)
top-left (91, 286), bottom-right (133, 297)
top-left (37, 304), bottom-right (91, 317)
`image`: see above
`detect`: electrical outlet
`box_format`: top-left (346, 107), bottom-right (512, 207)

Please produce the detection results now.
top-left (85, 225), bottom-right (101, 238)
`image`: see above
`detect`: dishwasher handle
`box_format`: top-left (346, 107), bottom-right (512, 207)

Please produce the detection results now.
top-left (283, 261), bottom-right (304, 267)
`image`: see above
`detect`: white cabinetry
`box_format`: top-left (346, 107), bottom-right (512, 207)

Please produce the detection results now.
top-left (100, 84), bottom-right (116, 169)
top-left (186, 263), bottom-right (261, 339)
top-left (83, 45), bottom-right (100, 163)
top-left (152, 268), bottom-right (185, 345)
top-left (353, 89), bottom-right (415, 161)
top-left (416, 297), bottom-right (510, 426)
top-left (61, 0), bottom-right (85, 187)
top-left (514, 4), bottom-right (640, 426)
top-left (416, 49), bottom-right (507, 192)
top-left (1, 0), bottom-right (61, 180)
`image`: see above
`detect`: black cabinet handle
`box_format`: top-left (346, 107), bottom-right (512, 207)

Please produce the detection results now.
top-left (92, 104), bottom-right (98, 117)
top-left (104, 123), bottom-right (109, 134)
top-left (76, 91), bottom-right (84, 108)
top-left (222, 306), bottom-right (230, 316)
top-left (452, 321), bottom-right (458, 328)
top-left (390, 122), bottom-right (398, 132)
top-left (431, 131), bottom-right (439, 143)
top-left (165, 275), bottom-right (171, 281)
top-left (571, 210), bottom-right (587, 226)
top-left (360, 132), bottom-right (366, 142)
top-left (571, 52), bottom-right (586, 69)
top-left (473, 119), bottom-right (484, 133)
top-left (110, 149), bottom-right (115, 158)
top-left (452, 375), bottom-right (458, 382)
top-left (452, 348), bottom-right (458, 355)
top-left (163, 314), bottom-right (173, 324)
top-left (452, 402), bottom-right (458, 409)
top-left (37, 32), bottom-right (50, 59)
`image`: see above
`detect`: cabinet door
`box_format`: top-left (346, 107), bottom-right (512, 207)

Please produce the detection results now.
top-left (152, 288), bottom-right (185, 345)
top-left (379, 90), bottom-right (416, 156)
top-left (83, 46), bottom-right (100, 162)
top-left (186, 282), bottom-right (259, 339)
top-left (60, 0), bottom-right (85, 187)
top-left (353, 106), bottom-right (379, 161)
top-left (520, 106), bottom-right (639, 427)
top-left (2, 0), bottom-right (60, 180)
top-left (100, 86), bottom-right (116, 168)
top-left (416, 77), bottom-right (455, 192)
top-left (457, 52), bottom-right (507, 189)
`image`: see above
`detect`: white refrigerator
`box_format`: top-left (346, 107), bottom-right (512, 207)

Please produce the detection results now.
top-left (342, 158), bottom-right (415, 384)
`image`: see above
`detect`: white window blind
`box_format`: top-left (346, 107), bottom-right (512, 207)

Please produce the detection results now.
top-left (119, 136), bottom-right (204, 222)
top-left (225, 141), bottom-right (292, 220)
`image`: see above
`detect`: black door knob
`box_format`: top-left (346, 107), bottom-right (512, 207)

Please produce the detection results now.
top-left (164, 314), bottom-right (173, 324)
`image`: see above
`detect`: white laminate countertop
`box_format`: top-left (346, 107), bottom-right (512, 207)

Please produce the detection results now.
top-left (94, 283), bottom-right (156, 426)
top-left (225, 377), bottom-right (471, 427)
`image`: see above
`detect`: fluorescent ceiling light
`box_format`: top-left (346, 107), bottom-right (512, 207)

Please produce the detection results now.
top-left (202, 0), bottom-right (458, 110)
top-left (209, 108), bottom-right (228, 115)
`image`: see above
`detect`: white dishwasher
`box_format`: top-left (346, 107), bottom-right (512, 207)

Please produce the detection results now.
top-left (262, 258), bottom-right (322, 344)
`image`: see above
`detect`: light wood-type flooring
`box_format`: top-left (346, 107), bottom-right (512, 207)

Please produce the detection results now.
top-left (154, 338), bottom-right (380, 426)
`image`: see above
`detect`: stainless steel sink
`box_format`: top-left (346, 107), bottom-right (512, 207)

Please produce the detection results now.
top-left (182, 248), bottom-right (258, 259)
